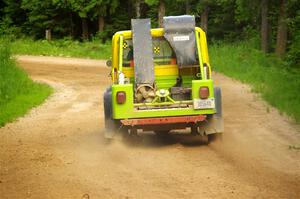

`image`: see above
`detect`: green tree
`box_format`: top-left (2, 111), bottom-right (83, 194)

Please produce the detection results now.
top-left (192, 0), bottom-right (214, 34)
top-left (261, 0), bottom-right (269, 53)
top-left (285, 0), bottom-right (300, 67)
top-left (1, 0), bottom-right (26, 36)
top-left (145, 0), bottom-right (165, 27)
top-left (21, 0), bottom-right (71, 38)
top-left (87, 0), bottom-right (119, 33)
top-left (275, 0), bottom-right (287, 57)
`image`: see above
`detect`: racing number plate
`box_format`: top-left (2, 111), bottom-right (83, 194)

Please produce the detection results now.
top-left (193, 98), bottom-right (215, 109)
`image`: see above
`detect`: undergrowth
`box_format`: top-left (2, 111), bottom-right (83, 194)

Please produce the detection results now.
top-left (9, 37), bottom-right (111, 59)
top-left (0, 41), bottom-right (52, 127)
top-left (210, 41), bottom-right (300, 122)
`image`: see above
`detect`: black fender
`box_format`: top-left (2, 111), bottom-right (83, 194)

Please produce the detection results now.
top-left (103, 86), bottom-right (117, 138)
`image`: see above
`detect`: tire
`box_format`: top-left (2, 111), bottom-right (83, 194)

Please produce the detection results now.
top-left (208, 133), bottom-right (222, 142)
top-left (103, 87), bottom-right (128, 139)
top-left (154, 130), bottom-right (170, 137)
top-left (214, 87), bottom-right (222, 118)
top-left (104, 87), bottom-right (114, 129)
top-left (103, 87), bottom-right (120, 139)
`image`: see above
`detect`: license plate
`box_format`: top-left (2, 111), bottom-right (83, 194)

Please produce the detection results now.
top-left (193, 98), bottom-right (215, 109)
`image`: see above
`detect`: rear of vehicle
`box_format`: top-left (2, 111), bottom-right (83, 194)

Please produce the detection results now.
top-left (104, 16), bottom-right (223, 141)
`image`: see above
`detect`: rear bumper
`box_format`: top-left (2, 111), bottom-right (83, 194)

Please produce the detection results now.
top-left (112, 80), bottom-right (216, 119)
top-left (120, 115), bottom-right (206, 126)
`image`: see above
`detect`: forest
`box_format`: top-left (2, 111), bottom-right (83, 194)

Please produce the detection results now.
top-left (0, 0), bottom-right (299, 67)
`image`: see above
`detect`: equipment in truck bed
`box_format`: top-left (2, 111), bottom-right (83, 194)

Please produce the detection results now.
top-left (163, 15), bottom-right (197, 67)
top-left (131, 18), bottom-right (154, 85)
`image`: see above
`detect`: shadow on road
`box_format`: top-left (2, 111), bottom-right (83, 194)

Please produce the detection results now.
top-left (101, 130), bottom-right (214, 148)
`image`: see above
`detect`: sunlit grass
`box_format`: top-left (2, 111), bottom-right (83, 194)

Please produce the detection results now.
top-left (0, 41), bottom-right (52, 127)
top-left (210, 41), bottom-right (300, 122)
top-left (9, 37), bottom-right (111, 60)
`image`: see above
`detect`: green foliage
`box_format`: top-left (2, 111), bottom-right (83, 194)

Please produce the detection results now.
top-left (9, 37), bottom-right (111, 59)
top-left (285, 2), bottom-right (300, 68)
top-left (144, 0), bottom-right (159, 6)
top-left (234, 0), bottom-right (260, 24)
top-left (0, 41), bottom-right (52, 126)
top-left (210, 41), bottom-right (300, 122)
top-left (53, 0), bottom-right (118, 20)
top-left (21, 0), bottom-right (63, 38)
top-left (285, 30), bottom-right (300, 67)
top-left (0, 0), bottom-right (299, 66)
top-left (0, 0), bottom-right (26, 37)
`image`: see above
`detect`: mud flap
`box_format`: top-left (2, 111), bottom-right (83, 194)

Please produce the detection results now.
top-left (105, 129), bottom-right (126, 141)
top-left (104, 127), bottom-right (116, 139)
top-left (199, 87), bottom-right (223, 135)
top-left (198, 115), bottom-right (224, 135)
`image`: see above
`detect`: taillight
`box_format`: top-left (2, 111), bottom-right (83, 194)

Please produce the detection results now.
top-left (199, 86), bottom-right (209, 99)
top-left (116, 91), bottom-right (126, 104)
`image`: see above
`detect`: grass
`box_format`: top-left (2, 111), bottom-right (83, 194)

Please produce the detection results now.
top-left (9, 37), bottom-right (111, 59)
top-left (0, 41), bottom-right (52, 127)
top-left (210, 41), bottom-right (300, 122)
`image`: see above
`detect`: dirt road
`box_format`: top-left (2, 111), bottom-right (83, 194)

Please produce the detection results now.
top-left (1, 55), bottom-right (299, 199)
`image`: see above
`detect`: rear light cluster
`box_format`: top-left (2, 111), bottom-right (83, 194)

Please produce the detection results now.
top-left (116, 91), bottom-right (126, 104)
top-left (117, 87), bottom-right (208, 104)
top-left (199, 86), bottom-right (209, 99)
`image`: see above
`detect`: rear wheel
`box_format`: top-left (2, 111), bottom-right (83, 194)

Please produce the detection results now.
top-left (154, 130), bottom-right (170, 138)
top-left (208, 133), bottom-right (222, 142)
top-left (103, 87), bottom-right (123, 139)
top-left (214, 87), bottom-right (222, 119)
top-left (189, 124), bottom-right (209, 144)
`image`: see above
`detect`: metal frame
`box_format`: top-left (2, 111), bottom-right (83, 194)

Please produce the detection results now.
top-left (121, 115), bottom-right (206, 126)
top-left (110, 27), bottom-right (216, 120)
top-left (118, 35), bottom-right (123, 72)
top-left (111, 27), bottom-right (211, 79)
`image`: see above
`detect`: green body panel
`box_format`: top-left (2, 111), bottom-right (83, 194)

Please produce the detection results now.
top-left (128, 75), bottom-right (194, 90)
top-left (112, 84), bottom-right (134, 119)
top-left (155, 75), bottom-right (177, 89)
top-left (112, 80), bottom-right (216, 119)
top-left (182, 76), bottom-right (195, 87)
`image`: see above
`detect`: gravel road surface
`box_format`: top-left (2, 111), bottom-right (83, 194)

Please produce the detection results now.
top-left (0, 55), bottom-right (299, 198)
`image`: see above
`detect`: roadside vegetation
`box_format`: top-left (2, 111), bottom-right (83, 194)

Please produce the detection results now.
top-left (0, 42), bottom-right (52, 127)
top-left (10, 37), bottom-right (111, 60)
top-left (8, 36), bottom-right (300, 123)
top-left (210, 41), bottom-right (300, 122)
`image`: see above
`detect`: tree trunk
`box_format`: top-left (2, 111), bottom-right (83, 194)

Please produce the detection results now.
top-left (200, 6), bottom-right (209, 34)
top-left (158, 0), bottom-right (165, 27)
top-left (135, 0), bottom-right (141, 18)
top-left (45, 29), bottom-right (51, 41)
top-left (98, 16), bottom-right (104, 33)
top-left (185, 0), bottom-right (190, 14)
top-left (69, 12), bottom-right (74, 38)
top-left (261, 0), bottom-right (269, 53)
top-left (82, 18), bottom-right (89, 41)
top-left (275, 0), bottom-right (287, 57)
